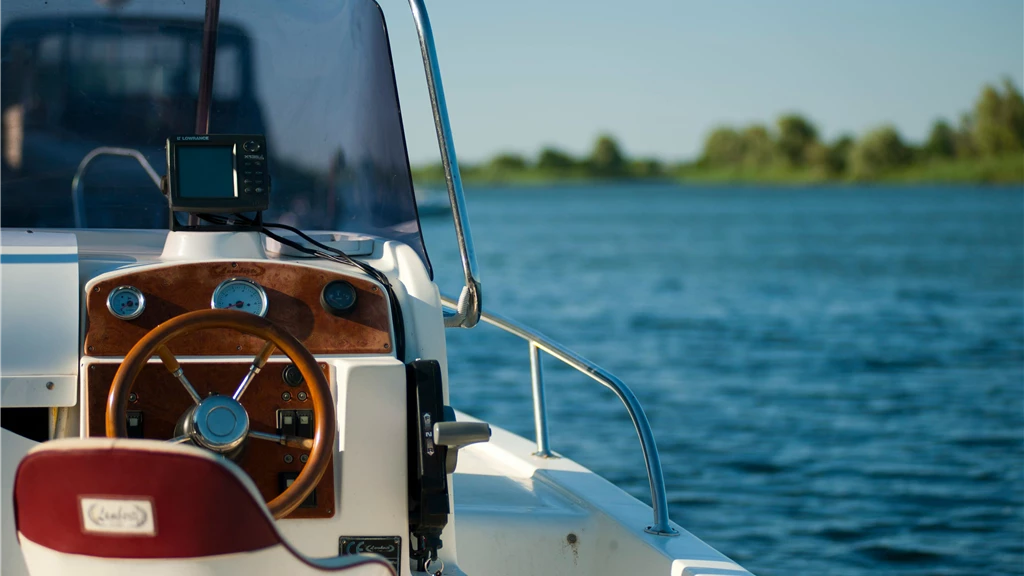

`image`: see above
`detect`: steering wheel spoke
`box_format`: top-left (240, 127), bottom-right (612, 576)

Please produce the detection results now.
top-left (232, 341), bottom-right (277, 401)
top-left (167, 435), bottom-right (191, 444)
top-left (249, 430), bottom-right (314, 451)
top-left (155, 345), bottom-right (202, 405)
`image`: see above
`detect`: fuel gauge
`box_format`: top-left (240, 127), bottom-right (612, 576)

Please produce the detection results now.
top-left (106, 286), bottom-right (146, 320)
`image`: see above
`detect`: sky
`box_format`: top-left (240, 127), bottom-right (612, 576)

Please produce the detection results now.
top-left (379, 0), bottom-right (1024, 165)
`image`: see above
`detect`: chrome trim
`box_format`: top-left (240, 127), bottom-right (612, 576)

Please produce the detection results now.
top-left (407, 0), bottom-right (482, 329)
top-left (249, 430), bottom-right (315, 451)
top-left (529, 342), bottom-right (554, 458)
top-left (105, 286), bottom-right (147, 321)
top-left (71, 147), bottom-right (163, 228)
top-left (171, 367), bottom-right (203, 406)
top-left (440, 295), bottom-right (679, 537)
top-left (186, 395), bottom-right (250, 453)
top-left (210, 277), bottom-right (269, 317)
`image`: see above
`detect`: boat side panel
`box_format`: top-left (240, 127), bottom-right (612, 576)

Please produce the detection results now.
top-left (453, 417), bottom-right (754, 576)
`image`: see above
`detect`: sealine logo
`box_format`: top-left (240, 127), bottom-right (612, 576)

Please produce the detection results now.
top-left (80, 497), bottom-right (156, 535)
top-left (177, 135), bottom-right (210, 141)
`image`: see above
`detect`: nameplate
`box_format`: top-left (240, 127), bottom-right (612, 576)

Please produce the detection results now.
top-left (80, 497), bottom-right (156, 536)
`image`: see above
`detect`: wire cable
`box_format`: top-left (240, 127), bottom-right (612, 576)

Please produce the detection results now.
top-left (195, 213), bottom-right (407, 360)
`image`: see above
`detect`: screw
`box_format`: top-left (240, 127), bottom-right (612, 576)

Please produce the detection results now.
top-left (383, 343), bottom-right (390, 349)
top-left (231, 262), bottom-right (237, 268)
top-left (300, 454), bottom-right (308, 463)
top-left (281, 391), bottom-right (291, 401)
top-left (297, 391), bottom-right (308, 401)
top-left (284, 454), bottom-right (293, 464)
top-left (371, 286), bottom-right (378, 291)
top-left (45, 381), bottom-right (54, 390)
top-left (94, 286), bottom-right (100, 292)
top-left (129, 393), bottom-right (138, 403)
top-left (88, 346), bottom-right (94, 352)
top-left (236, 345), bottom-right (242, 351)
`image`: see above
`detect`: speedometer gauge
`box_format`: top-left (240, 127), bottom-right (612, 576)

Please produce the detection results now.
top-left (211, 278), bottom-right (268, 317)
top-left (106, 286), bottom-right (146, 320)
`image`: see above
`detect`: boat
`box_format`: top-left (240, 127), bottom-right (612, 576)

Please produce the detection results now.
top-left (0, 1), bottom-right (754, 575)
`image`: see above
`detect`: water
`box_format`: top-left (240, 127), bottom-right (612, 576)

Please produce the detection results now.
top-left (419, 184), bottom-right (1024, 576)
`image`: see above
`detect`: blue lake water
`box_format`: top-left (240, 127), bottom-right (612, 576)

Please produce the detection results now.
top-left (420, 184), bottom-right (1024, 576)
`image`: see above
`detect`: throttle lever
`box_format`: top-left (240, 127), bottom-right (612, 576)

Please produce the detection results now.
top-left (433, 407), bottom-right (490, 474)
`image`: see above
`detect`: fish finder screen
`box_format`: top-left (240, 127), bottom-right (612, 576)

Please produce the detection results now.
top-left (177, 146), bottom-right (236, 198)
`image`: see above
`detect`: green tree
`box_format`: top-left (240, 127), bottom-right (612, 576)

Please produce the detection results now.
top-left (630, 158), bottom-right (664, 178)
top-left (490, 153), bottom-right (528, 172)
top-left (740, 124), bottom-right (776, 168)
top-left (537, 147), bottom-right (576, 171)
top-left (776, 114), bottom-right (819, 166)
top-left (973, 80), bottom-right (1024, 156)
top-left (849, 125), bottom-right (912, 180)
top-left (827, 135), bottom-right (855, 175)
top-left (589, 134), bottom-right (626, 176)
top-left (701, 127), bottom-right (745, 167)
top-left (1001, 78), bottom-right (1024, 148)
top-left (954, 112), bottom-right (977, 158)
top-left (924, 120), bottom-right (956, 158)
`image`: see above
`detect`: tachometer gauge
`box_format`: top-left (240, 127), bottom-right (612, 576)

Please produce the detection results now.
top-left (106, 286), bottom-right (146, 320)
top-left (211, 278), bottom-right (268, 317)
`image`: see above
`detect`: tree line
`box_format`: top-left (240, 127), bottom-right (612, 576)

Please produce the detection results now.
top-left (412, 78), bottom-right (1024, 184)
top-left (698, 78), bottom-right (1024, 180)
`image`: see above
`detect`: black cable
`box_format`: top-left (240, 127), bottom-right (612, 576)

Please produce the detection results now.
top-left (195, 213), bottom-right (407, 360)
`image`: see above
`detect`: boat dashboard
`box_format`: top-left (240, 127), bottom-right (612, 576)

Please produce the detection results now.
top-left (81, 259), bottom-right (394, 520)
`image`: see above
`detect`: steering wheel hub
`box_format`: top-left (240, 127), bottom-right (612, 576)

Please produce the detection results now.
top-left (185, 395), bottom-right (250, 454)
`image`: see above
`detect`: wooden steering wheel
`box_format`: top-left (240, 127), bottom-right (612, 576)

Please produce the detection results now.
top-left (105, 309), bottom-right (336, 519)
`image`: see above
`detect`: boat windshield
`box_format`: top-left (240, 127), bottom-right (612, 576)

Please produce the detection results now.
top-left (1, 0), bottom-right (430, 272)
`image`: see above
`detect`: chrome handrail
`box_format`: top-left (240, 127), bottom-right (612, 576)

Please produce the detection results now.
top-left (440, 295), bottom-right (679, 537)
top-left (408, 0), bottom-right (482, 329)
top-left (71, 147), bottom-right (163, 228)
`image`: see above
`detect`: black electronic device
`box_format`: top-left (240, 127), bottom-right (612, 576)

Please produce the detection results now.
top-left (165, 134), bottom-right (270, 215)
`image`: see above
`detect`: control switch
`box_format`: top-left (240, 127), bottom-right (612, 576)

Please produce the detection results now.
top-left (126, 411), bottom-right (144, 439)
top-left (277, 410), bottom-right (296, 436)
top-left (295, 410), bottom-right (314, 439)
top-left (279, 472), bottom-right (317, 508)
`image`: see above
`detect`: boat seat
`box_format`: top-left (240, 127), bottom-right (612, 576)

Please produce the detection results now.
top-left (12, 438), bottom-right (395, 576)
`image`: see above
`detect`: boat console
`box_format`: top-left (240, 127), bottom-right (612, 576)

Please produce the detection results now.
top-left (0, 1), bottom-right (754, 575)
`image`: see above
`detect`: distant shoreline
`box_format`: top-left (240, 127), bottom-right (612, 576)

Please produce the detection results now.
top-left (413, 152), bottom-right (1023, 187)
top-left (414, 78), bottom-right (1024, 187)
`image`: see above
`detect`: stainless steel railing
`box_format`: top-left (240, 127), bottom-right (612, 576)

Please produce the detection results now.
top-left (409, 0), bottom-right (482, 329)
top-left (71, 147), bottom-right (163, 229)
top-left (440, 295), bottom-right (679, 537)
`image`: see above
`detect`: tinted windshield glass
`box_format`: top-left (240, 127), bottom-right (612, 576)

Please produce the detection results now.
top-left (1, 0), bottom-right (430, 272)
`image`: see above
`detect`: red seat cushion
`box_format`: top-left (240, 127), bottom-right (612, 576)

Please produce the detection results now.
top-left (14, 443), bottom-right (282, 558)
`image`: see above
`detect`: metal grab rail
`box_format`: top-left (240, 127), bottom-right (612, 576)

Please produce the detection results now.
top-left (71, 147), bottom-right (163, 228)
top-left (440, 295), bottom-right (679, 537)
top-left (408, 0), bottom-right (482, 329)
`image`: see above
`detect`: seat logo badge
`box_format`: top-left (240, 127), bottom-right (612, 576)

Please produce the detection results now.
top-left (80, 497), bottom-right (156, 535)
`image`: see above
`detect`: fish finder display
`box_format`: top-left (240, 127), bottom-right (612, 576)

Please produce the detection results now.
top-left (177, 146), bottom-right (235, 198)
top-left (166, 134), bottom-right (269, 217)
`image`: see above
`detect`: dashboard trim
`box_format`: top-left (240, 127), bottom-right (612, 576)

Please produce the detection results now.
top-left (84, 261), bottom-right (393, 357)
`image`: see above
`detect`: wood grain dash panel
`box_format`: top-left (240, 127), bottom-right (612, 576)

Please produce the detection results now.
top-left (85, 262), bottom-right (392, 357)
top-left (87, 362), bottom-right (336, 519)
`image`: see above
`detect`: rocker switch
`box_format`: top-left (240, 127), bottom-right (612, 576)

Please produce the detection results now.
top-left (277, 410), bottom-right (297, 436)
top-left (295, 411), bottom-right (314, 439)
top-left (126, 411), bottom-right (144, 439)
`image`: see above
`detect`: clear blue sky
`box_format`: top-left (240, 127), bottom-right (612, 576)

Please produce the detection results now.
top-left (381, 0), bottom-right (1024, 165)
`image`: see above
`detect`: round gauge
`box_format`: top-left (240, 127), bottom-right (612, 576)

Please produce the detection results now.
top-left (211, 278), bottom-right (268, 317)
top-left (106, 286), bottom-right (146, 320)
top-left (320, 280), bottom-right (357, 316)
